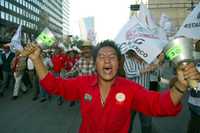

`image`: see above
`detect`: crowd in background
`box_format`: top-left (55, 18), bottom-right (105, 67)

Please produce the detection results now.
top-left (0, 40), bottom-right (92, 106)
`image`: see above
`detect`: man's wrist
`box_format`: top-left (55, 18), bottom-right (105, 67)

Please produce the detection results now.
top-left (32, 56), bottom-right (42, 64)
top-left (174, 81), bottom-right (187, 94)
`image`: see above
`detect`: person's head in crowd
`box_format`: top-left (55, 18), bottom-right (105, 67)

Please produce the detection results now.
top-left (41, 51), bottom-right (47, 58)
top-left (15, 50), bottom-right (21, 56)
top-left (80, 40), bottom-right (93, 58)
top-left (193, 40), bottom-right (200, 62)
top-left (54, 47), bottom-right (62, 55)
top-left (194, 40), bottom-right (200, 52)
top-left (3, 44), bottom-right (10, 53)
top-left (66, 47), bottom-right (78, 57)
top-left (93, 40), bottom-right (121, 81)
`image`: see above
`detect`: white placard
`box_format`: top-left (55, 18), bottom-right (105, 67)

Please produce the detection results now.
top-left (115, 17), bottom-right (165, 64)
top-left (176, 2), bottom-right (200, 39)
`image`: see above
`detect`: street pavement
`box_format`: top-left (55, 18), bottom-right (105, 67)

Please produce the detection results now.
top-left (0, 88), bottom-right (190, 133)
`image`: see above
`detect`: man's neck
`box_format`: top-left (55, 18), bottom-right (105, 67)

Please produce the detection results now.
top-left (98, 78), bottom-right (115, 94)
top-left (98, 79), bottom-right (114, 105)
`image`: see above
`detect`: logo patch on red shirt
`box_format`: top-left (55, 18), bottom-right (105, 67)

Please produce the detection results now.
top-left (84, 93), bottom-right (92, 102)
top-left (115, 92), bottom-right (126, 103)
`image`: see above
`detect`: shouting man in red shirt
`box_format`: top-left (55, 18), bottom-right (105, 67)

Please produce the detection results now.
top-left (26, 40), bottom-right (200, 133)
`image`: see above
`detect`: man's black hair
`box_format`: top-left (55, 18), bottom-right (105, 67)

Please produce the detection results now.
top-left (92, 40), bottom-right (122, 62)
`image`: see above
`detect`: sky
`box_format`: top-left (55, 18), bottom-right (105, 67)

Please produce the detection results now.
top-left (69, 0), bottom-right (133, 42)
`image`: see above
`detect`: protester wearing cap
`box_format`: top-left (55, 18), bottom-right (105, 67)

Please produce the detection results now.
top-left (64, 47), bottom-right (80, 73)
top-left (71, 40), bottom-right (95, 76)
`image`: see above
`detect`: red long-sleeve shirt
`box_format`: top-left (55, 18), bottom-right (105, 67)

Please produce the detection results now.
top-left (40, 73), bottom-right (182, 133)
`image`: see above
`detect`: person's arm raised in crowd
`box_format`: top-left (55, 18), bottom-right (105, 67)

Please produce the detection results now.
top-left (23, 44), bottom-right (48, 80)
top-left (170, 63), bottom-right (200, 105)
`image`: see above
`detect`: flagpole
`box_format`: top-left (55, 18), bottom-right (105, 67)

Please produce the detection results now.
top-left (191, 0), bottom-right (194, 10)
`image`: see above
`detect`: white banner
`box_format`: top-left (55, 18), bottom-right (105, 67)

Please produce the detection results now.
top-left (160, 13), bottom-right (173, 36)
top-left (138, 2), bottom-right (168, 41)
top-left (176, 2), bottom-right (200, 39)
top-left (138, 2), bottom-right (156, 29)
top-left (115, 16), bottom-right (165, 64)
top-left (10, 24), bottom-right (23, 53)
top-left (79, 16), bottom-right (96, 46)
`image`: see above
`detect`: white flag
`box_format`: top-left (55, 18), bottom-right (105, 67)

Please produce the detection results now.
top-left (115, 16), bottom-right (166, 64)
top-left (176, 2), bottom-right (200, 39)
top-left (159, 13), bottom-right (174, 36)
top-left (138, 2), bottom-right (156, 29)
top-left (138, 2), bottom-right (168, 41)
top-left (10, 24), bottom-right (23, 53)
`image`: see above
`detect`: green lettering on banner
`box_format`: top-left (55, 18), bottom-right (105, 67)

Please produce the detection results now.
top-left (37, 32), bottom-right (56, 47)
top-left (166, 45), bottom-right (182, 61)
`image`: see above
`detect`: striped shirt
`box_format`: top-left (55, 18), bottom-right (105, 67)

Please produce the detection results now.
top-left (123, 54), bottom-right (150, 88)
top-left (188, 61), bottom-right (200, 106)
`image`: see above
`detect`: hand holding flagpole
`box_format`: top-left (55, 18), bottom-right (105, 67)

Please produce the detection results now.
top-left (20, 28), bottom-right (56, 57)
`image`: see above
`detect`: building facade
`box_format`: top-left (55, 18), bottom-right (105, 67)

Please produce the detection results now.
top-left (62, 0), bottom-right (70, 36)
top-left (0, 0), bottom-right (41, 44)
top-left (42, 0), bottom-right (63, 38)
top-left (0, 0), bottom-right (70, 45)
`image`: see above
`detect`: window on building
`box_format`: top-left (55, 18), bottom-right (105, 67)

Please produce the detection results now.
top-left (28, 3), bottom-right (30, 9)
top-left (16, 7), bottom-right (19, 13)
top-left (0, 11), bottom-right (5, 19)
top-left (23, 0), bottom-right (26, 6)
top-left (1, 0), bottom-right (4, 7)
top-left (16, 17), bottom-right (19, 24)
top-left (23, 20), bottom-right (26, 26)
top-left (13, 5), bottom-right (16, 12)
top-left (5, 13), bottom-right (9, 20)
top-left (27, 22), bottom-right (29, 28)
top-left (22, 9), bottom-right (25, 16)
top-left (26, 21), bottom-right (29, 27)
top-left (5, 1), bottom-right (8, 8)
top-left (25, 1), bottom-right (28, 8)
top-left (20, 0), bottom-right (23, 5)
top-left (13, 16), bottom-right (16, 23)
top-left (20, 8), bottom-right (22, 15)
top-left (9, 14), bottom-right (13, 22)
top-left (9, 3), bottom-right (12, 10)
